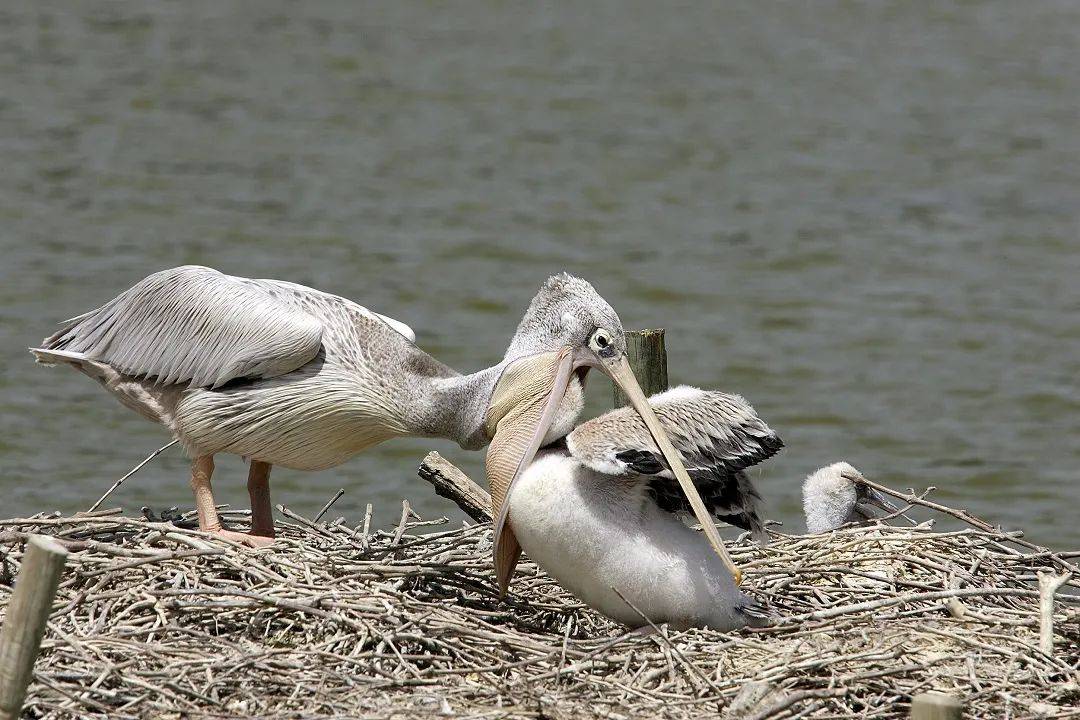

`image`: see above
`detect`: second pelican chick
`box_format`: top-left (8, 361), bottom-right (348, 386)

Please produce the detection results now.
top-left (508, 386), bottom-right (782, 630)
top-left (802, 462), bottom-right (897, 533)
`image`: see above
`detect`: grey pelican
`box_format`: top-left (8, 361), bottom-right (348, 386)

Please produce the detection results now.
top-left (802, 462), bottom-right (896, 533)
top-left (507, 385), bottom-right (781, 630)
top-left (32, 266), bottom-right (741, 593)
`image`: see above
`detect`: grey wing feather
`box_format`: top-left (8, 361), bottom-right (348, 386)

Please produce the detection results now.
top-left (566, 386), bottom-right (783, 480)
top-left (39, 266), bottom-right (324, 388)
top-left (566, 386), bottom-right (782, 542)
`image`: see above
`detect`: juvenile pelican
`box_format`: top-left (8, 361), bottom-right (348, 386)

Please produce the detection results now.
top-left (508, 386), bottom-right (782, 630)
top-left (802, 462), bottom-right (896, 533)
top-left (32, 267), bottom-right (740, 591)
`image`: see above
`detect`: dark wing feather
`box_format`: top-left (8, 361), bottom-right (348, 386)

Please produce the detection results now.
top-left (647, 469), bottom-right (767, 541)
top-left (614, 448), bottom-right (667, 475)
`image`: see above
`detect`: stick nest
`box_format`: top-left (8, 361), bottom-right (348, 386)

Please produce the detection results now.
top-left (1, 497), bottom-right (1077, 719)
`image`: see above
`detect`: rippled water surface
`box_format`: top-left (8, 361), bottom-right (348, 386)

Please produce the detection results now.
top-left (1, 2), bottom-right (1077, 546)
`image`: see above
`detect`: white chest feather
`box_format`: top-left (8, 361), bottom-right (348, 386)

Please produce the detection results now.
top-left (509, 452), bottom-right (748, 630)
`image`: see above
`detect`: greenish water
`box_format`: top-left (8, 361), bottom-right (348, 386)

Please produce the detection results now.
top-left (1, 2), bottom-right (1077, 547)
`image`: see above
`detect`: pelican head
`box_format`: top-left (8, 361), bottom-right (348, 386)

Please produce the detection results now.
top-left (802, 462), bottom-right (896, 533)
top-left (484, 273), bottom-right (742, 594)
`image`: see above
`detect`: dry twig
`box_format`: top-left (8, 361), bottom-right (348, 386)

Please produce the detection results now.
top-left (0, 481), bottom-right (1076, 719)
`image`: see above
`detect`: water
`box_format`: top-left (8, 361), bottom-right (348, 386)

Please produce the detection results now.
top-left (1, 2), bottom-right (1077, 547)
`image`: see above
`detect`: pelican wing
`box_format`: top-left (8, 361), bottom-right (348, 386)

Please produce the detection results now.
top-left (565, 385), bottom-right (782, 539)
top-left (39, 266), bottom-right (325, 388)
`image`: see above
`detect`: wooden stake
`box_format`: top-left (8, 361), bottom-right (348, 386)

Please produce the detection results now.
top-left (1037, 571), bottom-right (1072, 656)
top-left (0, 535), bottom-right (68, 720)
top-left (910, 691), bottom-right (963, 720)
top-left (613, 329), bottom-right (668, 408)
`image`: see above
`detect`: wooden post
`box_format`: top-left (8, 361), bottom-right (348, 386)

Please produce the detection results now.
top-left (0, 535), bottom-right (68, 720)
top-left (910, 691), bottom-right (963, 720)
top-left (1037, 571), bottom-right (1072, 656)
top-left (612, 329), bottom-right (669, 408)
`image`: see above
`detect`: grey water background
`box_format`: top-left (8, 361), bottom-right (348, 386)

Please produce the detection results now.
top-left (1, 2), bottom-right (1077, 547)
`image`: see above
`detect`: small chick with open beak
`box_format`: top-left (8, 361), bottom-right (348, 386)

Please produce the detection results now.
top-left (802, 462), bottom-right (897, 533)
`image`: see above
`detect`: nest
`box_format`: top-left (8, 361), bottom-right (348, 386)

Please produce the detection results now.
top-left (1, 492), bottom-right (1077, 719)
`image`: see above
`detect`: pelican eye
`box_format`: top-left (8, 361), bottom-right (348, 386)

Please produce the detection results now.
top-left (590, 328), bottom-right (616, 357)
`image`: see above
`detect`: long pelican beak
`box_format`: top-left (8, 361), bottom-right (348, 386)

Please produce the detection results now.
top-left (485, 346), bottom-right (743, 597)
top-left (600, 355), bottom-right (743, 586)
top-left (485, 349), bottom-right (574, 596)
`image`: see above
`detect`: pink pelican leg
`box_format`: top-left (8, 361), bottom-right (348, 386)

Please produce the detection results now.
top-left (189, 455), bottom-right (274, 548)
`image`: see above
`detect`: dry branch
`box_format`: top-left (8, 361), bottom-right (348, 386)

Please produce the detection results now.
top-left (0, 481), bottom-right (1076, 719)
top-left (87, 440), bottom-right (178, 512)
top-left (417, 451), bottom-right (492, 523)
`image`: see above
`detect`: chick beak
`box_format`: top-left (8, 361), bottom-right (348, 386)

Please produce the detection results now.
top-left (864, 487), bottom-right (899, 514)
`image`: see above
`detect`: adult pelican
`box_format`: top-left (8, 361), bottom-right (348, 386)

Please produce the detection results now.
top-left (507, 386), bottom-right (782, 629)
top-left (32, 266), bottom-right (741, 593)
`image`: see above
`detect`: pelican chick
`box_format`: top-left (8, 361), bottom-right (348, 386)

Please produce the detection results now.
top-left (508, 386), bottom-right (781, 630)
top-left (802, 462), bottom-right (896, 533)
